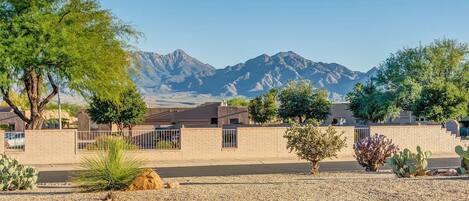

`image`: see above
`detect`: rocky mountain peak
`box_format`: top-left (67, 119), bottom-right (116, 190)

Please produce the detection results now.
top-left (133, 49), bottom-right (375, 100)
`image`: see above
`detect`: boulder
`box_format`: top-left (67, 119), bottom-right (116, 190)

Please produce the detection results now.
top-left (128, 169), bottom-right (164, 191)
top-left (165, 181), bottom-right (180, 189)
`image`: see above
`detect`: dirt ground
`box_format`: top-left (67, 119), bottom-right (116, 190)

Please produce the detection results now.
top-left (1, 172), bottom-right (468, 201)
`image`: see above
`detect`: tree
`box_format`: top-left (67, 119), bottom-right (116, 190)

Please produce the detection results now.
top-left (88, 87), bottom-right (147, 132)
top-left (227, 97), bottom-right (249, 107)
top-left (346, 81), bottom-right (400, 123)
top-left (0, 0), bottom-right (138, 129)
top-left (278, 80), bottom-right (331, 123)
top-left (248, 89), bottom-right (277, 124)
top-left (284, 121), bottom-right (346, 175)
top-left (413, 81), bottom-right (468, 123)
top-left (376, 39), bottom-right (469, 122)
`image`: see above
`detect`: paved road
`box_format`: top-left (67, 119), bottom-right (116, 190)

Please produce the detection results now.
top-left (38, 157), bottom-right (461, 183)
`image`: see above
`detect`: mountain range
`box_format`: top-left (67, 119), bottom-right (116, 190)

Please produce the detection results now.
top-left (133, 49), bottom-right (377, 101)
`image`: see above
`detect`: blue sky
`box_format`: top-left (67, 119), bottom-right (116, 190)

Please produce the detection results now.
top-left (101, 0), bottom-right (469, 72)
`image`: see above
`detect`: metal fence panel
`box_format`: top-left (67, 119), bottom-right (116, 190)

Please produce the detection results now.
top-left (76, 130), bottom-right (181, 151)
top-left (222, 129), bottom-right (237, 148)
top-left (4, 132), bottom-right (25, 152)
top-left (354, 127), bottom-right (370, 143)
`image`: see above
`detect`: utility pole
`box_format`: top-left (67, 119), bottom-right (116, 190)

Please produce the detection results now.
top-left (57, 73), bottom-right (62, 130)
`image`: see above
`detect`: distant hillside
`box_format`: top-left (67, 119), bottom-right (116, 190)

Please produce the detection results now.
top-left (133, 50), bottom-right (377, 101)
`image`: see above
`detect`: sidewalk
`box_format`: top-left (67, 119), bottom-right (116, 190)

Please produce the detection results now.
top-left (31, 156), bottom-right (356, 171)
top-left (30, 153), bottom-right (459, 171)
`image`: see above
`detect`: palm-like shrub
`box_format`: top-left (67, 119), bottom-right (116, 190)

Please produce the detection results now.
top-left (284, 121), bottom-right (347, 175)
top-left (353, 134), bottom-right (398, 171)
top-left (75, 137), bottom-right (143, 191)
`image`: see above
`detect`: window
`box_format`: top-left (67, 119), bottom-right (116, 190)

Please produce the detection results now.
top-left (210, 118), bottom-right (218, 125)
top-left (229, 118), bottom-right (240, 124)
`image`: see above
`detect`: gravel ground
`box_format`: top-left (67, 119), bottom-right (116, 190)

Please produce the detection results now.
top-left (1, 172), bottom-right (469, 201)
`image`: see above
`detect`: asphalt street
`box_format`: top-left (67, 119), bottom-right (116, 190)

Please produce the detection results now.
top-left (38, 157), bottom-right (461, 183)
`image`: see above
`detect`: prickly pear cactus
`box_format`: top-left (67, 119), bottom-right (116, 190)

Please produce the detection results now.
top-left (388, 148), bottom-right (417, 178)
top-left (414, 146), bottom-right (432, 176)
top-left (388, 146), bottom-right (431, 178)
top-left (455, 145), bottom-right (469, 172)
top-left (0, 154), bottom-right (38, 191)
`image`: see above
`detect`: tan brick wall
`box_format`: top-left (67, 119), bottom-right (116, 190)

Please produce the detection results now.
top-left (3, 125), bottom-right (466, 165)
top-left (7, 130), bottom-right (78, 164)
top-left (180, 128), bottom-right (222, 159)
top-left (370, 125), bottom-right (469, 156)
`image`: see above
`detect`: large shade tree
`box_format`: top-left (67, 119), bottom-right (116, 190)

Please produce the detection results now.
top-left (376, 39), bottom-right (469, 122)
top-left (88, 86), bottom-right (147, 132)
top-left (278, 80), bottom-right (331, 123)
top-left (346, 81), bottom-right (400, 123)
top-left (248, 89), bottom-right (277, 124)
top-left (0, 0), bottom-right (138, 129)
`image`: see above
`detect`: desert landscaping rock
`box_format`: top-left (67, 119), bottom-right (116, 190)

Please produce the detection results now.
top-left (127, 169), bottom-right (165, 191)
top-left (165, 180), bottom-right (180, 189)
top-left (1, 172), bottom-right (468, 201)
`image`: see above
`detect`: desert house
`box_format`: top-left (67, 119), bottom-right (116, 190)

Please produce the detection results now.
top-left (77, 102), bottom-right (249, 131)
top-left (0, 106), bottom-right (25, 132)
top-left (325, 102), bottom-right (432, 126)
top-left (0, 106), bottom-right (77, 131)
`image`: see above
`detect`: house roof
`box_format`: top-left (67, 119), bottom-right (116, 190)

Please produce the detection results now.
top-left (0, 106), bottom-right (13, 112)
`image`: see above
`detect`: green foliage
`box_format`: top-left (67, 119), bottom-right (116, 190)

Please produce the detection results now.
top-left (456, 167), bottom-right (466, 175)
top-left (75, 137), bottom-right (143, 191)
top-left (278, 80), bottom-right (331, 123)
top-left (0, 91), bottom-right (29, 110)
top-left (248, 89), bottom-right (278, 124)
top-left (388, 146), bottom-right (431, 178)
top-left (388, 149), bottom-right (416, 178)
top-left (455, 145), bottom-right (469, 172)
top-left (414, 146), bottom-right (432, 176)
top-left (413, 81), bottom-right (468, 123)
top-left (284, 121), bottom-right (346, 175)
top-left (0, 154), bottom-right (38, 191)
top-left (86, 135), bottom-right (137, 151)
top-left (88, 86), bottom-right (147, 131)
top-left (376, 39), bottom-right (469, 122)
top-left (227, 97), bottom-right (249, 107)
top-left (346, 81), bottom-right (400, 123)
top-left (45, 102), bottom-right (83, 117)
top-left (0, 0), bottom-right (139, 129)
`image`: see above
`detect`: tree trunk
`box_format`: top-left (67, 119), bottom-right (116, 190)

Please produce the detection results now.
top-left (310, 161), bottom-right (320, 175)
top-left (23, 71), bottom-right (58, 130)
top-left (366, 164), bottom-right (380, 172)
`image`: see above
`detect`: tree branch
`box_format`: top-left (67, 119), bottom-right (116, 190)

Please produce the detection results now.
top-left (58, 10), bottom-right (71, 23)
top-left (0, 87), bottom-right (31, 123)
top-left (39, 73), bottom-right (59, 110)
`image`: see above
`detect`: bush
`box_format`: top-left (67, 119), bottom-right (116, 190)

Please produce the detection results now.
top-left (86, 135), bottom-right (137, 151)
top-left (284, 121), bottom-right (347, 175)
top-left (455, 145), bottom-right (469, 173)
top-left (353, 134), bottom-right (398, 171)
top-left (75, 137), bottom-right (143, 191)
top-left (388, 146), bottom-right (431, 178)
top-left (0, 154), bottom-right (38, 191)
